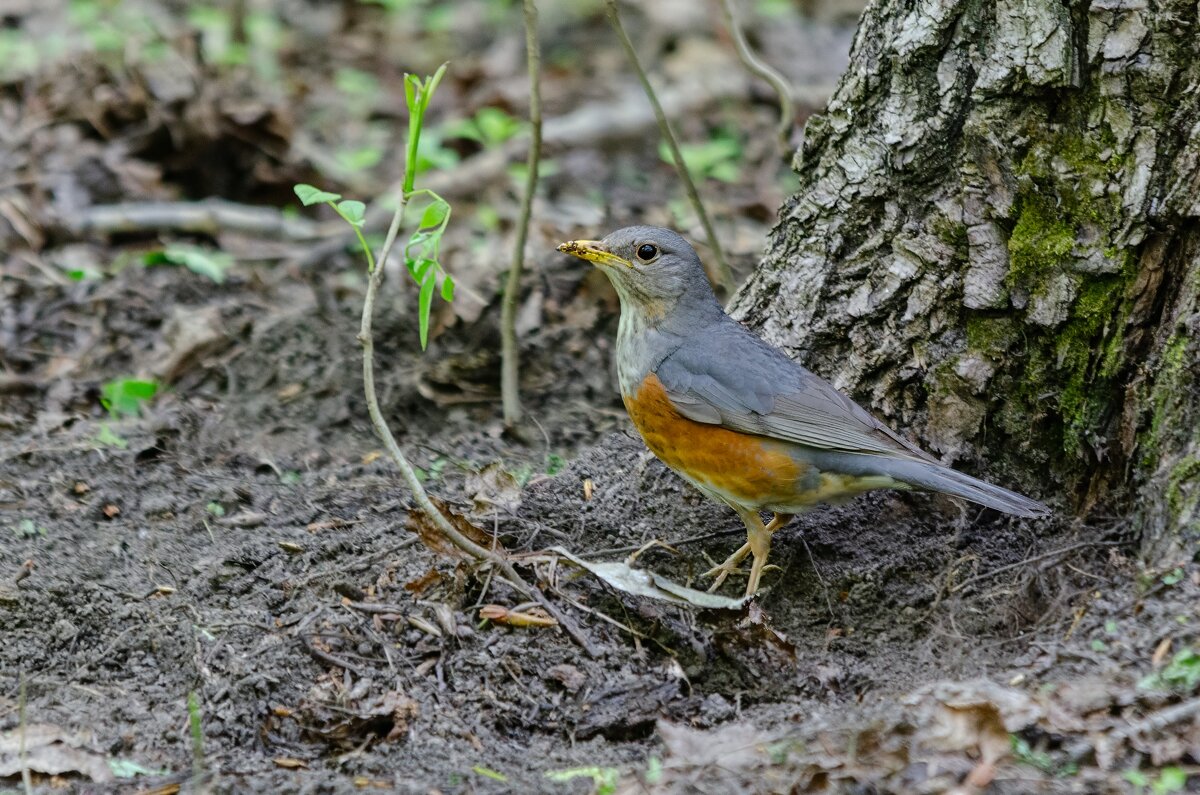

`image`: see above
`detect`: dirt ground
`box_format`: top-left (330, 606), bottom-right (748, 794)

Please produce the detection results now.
top-left (3, 2), bottom-right (1199, 793)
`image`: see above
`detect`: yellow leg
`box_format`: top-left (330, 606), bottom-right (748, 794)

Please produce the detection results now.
top-left (704, 541), bottom-right (751, 592)
top-left (704, 511), bottom-right (794, 595)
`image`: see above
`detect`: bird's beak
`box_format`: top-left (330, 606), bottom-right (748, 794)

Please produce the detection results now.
top-left (557, 239), bottom-right (633, 269)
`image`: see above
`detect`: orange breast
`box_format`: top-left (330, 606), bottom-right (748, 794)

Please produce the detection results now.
top-left (623, 373), bottom-right (808, 509)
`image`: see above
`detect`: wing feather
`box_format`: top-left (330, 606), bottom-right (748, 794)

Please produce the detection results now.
top-left (654, 325), bottom-right (934, 462)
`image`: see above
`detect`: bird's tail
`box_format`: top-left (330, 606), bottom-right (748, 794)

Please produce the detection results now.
top-left (876, 458), bottom-right (1050, 518)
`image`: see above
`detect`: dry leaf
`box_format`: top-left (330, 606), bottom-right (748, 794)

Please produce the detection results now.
top-left (551, 547), bottom-right (751, 610)
top-left (405, 497), bottom-right (496, 559)
top-left (464, 462), bottom-right (523, 516)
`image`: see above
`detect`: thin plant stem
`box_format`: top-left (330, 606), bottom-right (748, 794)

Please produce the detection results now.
top-left (719, 0), bottom-right (795, 147)
top-left (501, 0), bottom-right (543, 428)
top-left (604, 0), bottom-right (736, 296)
top-left (357, 141), bottom-right (599, 658)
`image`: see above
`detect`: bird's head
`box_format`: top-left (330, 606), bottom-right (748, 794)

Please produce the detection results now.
top-left (557, 226), bottom-right (722, 326)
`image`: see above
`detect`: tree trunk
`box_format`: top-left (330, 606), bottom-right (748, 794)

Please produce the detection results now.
top-left (734, 0), bottom-right (1200, 556)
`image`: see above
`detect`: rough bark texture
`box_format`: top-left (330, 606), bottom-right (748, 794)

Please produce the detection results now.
top-left (734, 0), bottom-right (1200, 553)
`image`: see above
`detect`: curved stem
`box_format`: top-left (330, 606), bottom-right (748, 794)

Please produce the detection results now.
top-left (501, 0), bottom-right (543, 428)
top-left (719, 0), bottom-right (796, 148)
top-left (604, 0), bottom-right (736, 296)
top-left (358, 179), bottom-right (599, 657)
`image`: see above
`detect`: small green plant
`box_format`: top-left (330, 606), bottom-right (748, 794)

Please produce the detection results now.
top-left (545, 766), bottom-right (619, 794)
top-left (443, 107), bottom-right (525, 147)
top-left (657, 130), bottom-right (742, 183)
top-left (205, 502), bottom-right (226, 518)
top-left (1124, 767), bottom-right (1189, 795)
top-left (471, 765), bottom-right (508, 782)
top-left (100, 378), bottom-right (159, 419)
top-left (1010, 734), bottom-right (1077, 777)
top-left (1138, 647), bottom-right (1200, 692)
top-left (188, 691), bottom-right (205, 781)
top-left (144, 246), bottom-right (234, 284)
top-left (1161, 567), bottom-right (1184, 585)
top-left (295, 65), bottom-right (456, 350)
top-left (93, 423), bottom-right (129, 449)
top-left (14, 519), bottom-right (47, 538)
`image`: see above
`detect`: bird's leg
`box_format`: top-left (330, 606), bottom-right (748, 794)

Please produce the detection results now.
top-left (704, 511), bottom-right (794, 595)
top-left (743, 511), bottom-right (773, 597)
top-left (703, 541), bottom-right (751, 592)
top-left (764, 512), bottom-right (794, 534)
top-left (702, 512), bottom-right (793, 593)
top-left (745, 512), bottom-right (795, 595)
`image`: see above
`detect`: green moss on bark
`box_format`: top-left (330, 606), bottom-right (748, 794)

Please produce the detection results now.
top-left (991, 122), bottom-right (1135, 465)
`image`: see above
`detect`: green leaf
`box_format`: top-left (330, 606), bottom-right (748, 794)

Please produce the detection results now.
top-left (1124, 769), bottom-right (1149, 788)
top-left (545, 767), bottom-right (619, 795)
top-left (94, 423), bottom-right (128, 449)
top-left (108, 759), bottom-right (170, 778)
top-left (472, 766), bottom-right (507, 782)
top-left (418, 272), bottom-right (436, 349)
top-left (144, 246), bottom-right (234, 284)
top-left (336, 200), bottom-right (366, 227)
top-left (100, 378), bottom-right (159, 419)
top-left (420, 199), bottom-right (449, 230)
top-left (408, 258), bottom-right (435, 283)
top-left (1154, 767), bottom-right (1188, 794)
top-left (440, 274), bottom-right (455, 301)
top-left (404, 74), bottom-right (420, 112)
top-left (335, 146), bottom-right (384, 173)
top-left (424, 63), bottom-right (448, 110)
top-left (294, 183), bottom-right (341, 206)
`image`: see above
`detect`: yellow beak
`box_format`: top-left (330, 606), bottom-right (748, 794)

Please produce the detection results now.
top-left (557, 239), bottom-right (633, 269)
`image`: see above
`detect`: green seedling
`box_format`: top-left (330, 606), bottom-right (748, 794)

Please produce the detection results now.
top-left (335, 67), bottom-right (381, 107)
top-left (415, 129), bottom-right (461, 174)
top-left (658, 131), bottom-right (742, 183)
top-left (188, 691), bottom-right (205, 781)
top-left (443, 107), bottom-right (525, 148)
top-left (1161, 567), bottom-right (1184, 585)
top-left (471, 765), bottom-right (508, 782)
top-left (15, 519), bottom-right (47, 538)
top-left (545, 767), bottom-right (619, 794)
top-left (205, 502), bottom-right (226, 518)
top-left (108, 759), bottom-right (170, 778)
top-left (295, 64), bottom-right (457, 350)
top-left (1138, 647), bottom-right (1200, 692)
top-left (1125, 767), bottom-right (1189, 795)
top-left (144, 246), bottom-right (234, 284)
top-left (1010, 734), bottom-right (1077, 777)
top-left (100, 378), bottom-right (159, 419)
top-left (93, 423), bottom-right (128, 449)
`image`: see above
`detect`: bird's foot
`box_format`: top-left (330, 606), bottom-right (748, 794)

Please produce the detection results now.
top-left (703, 542), bottom-right (751, 592)
top-left (624, 538), bottom-right (679, 567)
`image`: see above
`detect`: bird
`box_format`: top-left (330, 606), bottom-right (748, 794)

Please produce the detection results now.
top-left (557, 226), bottom-right (1050, 597)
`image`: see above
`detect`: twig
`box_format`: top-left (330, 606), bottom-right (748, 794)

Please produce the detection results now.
top-left (719, 0), bottom-right (796, 147)
top-left (62, 199), bottom-right (325, 240)
top-left (604, 0), bottom-right (736, 296)
top-left (1114, 695), bottom-right (1200, 739)
top-left (501, 0), bottom-right (543, 429)
top-left (302, 635), bottom-right (369, 676)
top-left (949, 540), bottom-right (1125, 593)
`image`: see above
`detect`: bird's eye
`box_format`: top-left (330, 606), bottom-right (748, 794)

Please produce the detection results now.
top-left (636, 243), bottom-right (658, 261)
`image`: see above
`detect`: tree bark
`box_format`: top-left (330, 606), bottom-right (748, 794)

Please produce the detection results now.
top-left (734, 0), bottom-right (1200, 555)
